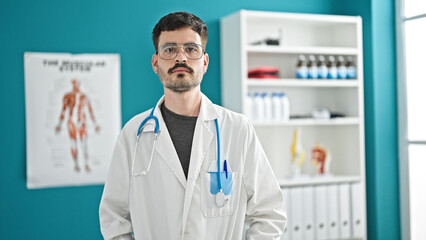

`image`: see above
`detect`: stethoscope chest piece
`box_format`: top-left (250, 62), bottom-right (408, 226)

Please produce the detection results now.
top-left (215, 190), bottom-right (229, 208)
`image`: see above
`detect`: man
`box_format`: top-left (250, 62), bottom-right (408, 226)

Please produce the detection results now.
top-left (99, 12), bottom-right (287, 239)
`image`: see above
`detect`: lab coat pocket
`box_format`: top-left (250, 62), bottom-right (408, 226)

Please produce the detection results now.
top-left (201, 171), bottom-right (237, 218)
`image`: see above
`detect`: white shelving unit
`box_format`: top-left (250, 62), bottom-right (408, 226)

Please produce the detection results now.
top-left (221, 10), bottom-right (366, 239)
top-left (279, 175), bottom-right (361, 187)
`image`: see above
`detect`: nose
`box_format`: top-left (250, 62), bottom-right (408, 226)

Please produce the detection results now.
top-left (175, 47), bottom-right (187, 63)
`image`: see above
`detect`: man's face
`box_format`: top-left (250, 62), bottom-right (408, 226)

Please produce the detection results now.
top-left (152, 27), bottom-right (209, 93)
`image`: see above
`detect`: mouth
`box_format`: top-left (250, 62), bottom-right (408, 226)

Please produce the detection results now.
top-left (172, 67), bottom-right (191, 73)
top-left (168, 64), bottom-right (194, 74)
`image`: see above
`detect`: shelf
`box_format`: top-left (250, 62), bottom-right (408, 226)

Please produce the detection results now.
top-left (247, 79), bottom-right (359, 87)
top-left (246, 45), bottom-right (358, 55)
top-left (253, 117), bottom-right (359, 127)
top-left (279, 175), bottom-right (361, 187)
top-left (242, 10), bottom-right (361, 24)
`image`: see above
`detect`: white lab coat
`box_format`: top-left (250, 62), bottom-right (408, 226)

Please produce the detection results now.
top-left (99, 94), bottom-right (287, 240)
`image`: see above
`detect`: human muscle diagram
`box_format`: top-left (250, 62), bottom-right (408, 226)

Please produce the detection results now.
top-left (55, 79), bottom-right (100, 172)
top-left (24, 52), bottom-right (121, 189)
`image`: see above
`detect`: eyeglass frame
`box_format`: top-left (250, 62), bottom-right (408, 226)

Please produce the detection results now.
top-left (156, 42), bottom-right (206, 60)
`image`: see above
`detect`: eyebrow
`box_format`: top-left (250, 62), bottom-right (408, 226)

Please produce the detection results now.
top-left (161, 42), bottom-right (200, 46)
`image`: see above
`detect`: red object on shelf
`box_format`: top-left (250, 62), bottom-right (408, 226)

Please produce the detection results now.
top-left (248, 66), bottom-right (280, 79)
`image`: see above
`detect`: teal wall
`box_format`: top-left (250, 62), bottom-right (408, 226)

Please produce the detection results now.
top-left (0, 0), bottom-right (400, 239)
top-left (369, 0), bottom-right (400, 239)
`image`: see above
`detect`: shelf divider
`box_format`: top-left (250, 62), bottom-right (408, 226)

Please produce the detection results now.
top-left (279, 175), bottom-right (361, 187)
top-left (246, 45), bottom-right (359, 55)
top-left (253, 117), bottom-right (359, 127)
top-left (247, 79), bottom-right (359, 87)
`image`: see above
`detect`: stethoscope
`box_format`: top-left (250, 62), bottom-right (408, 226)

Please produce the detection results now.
top-left (131, 105), bottom-right (229, 207)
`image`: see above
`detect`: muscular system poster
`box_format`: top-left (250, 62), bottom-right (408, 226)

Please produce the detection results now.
top-left (24, 52), bottom-right (121, 189)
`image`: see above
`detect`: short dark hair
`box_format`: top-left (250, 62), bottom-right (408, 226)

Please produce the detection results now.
top-left (152, 12), bottom-right (208, 51)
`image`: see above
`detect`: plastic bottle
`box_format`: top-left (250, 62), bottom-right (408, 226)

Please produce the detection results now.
top-left (263, 93), bottom-right (272, 122)
top-left (245, 93), bottom-right (253, 121)
top-left (327, 56), bottom-right (338, 79)
top-left (346, 56), bottom-right (357, 79)
top-left (271, 92), bottom-right (282, 122)
top-left (317, 55), bottom-right (328, 79)
top-left (280, 93), bottom-right (290, 121)
top-left (307, 55), bottom-right (319, 79)
top-left (253, 92), bottom-right (264, 122)
top-left (337, 56), bottom-right (348, 79)
top-left (296, 55), bottom-right (308, 79)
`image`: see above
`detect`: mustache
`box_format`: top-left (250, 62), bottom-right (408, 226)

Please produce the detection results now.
top-left (168, 63), bottom-right (194, 74)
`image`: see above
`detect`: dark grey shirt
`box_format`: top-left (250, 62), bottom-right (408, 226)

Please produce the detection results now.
top-left (161, 103), bottom-right (197, 179)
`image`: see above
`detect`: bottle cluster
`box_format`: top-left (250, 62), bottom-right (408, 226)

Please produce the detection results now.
top-left (245, 92), bottom-right (290, 122)
top-left (296, 55), bottom-right (356, 79)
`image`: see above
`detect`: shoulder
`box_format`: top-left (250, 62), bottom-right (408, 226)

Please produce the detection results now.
top-left (119, 108), bottom-right (153, 139)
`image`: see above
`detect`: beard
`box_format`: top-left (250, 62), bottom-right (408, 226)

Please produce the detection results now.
top-left (157, 63), bottom-right (203, 93)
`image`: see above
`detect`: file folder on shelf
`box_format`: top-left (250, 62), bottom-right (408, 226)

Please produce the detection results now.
top-left (351, 183), bottom-right (365, 238)
top-left (339, 183), bottom-right (351, 238)
top-left (302, 186), bottom-right (315, 240)
top-left (327, 184), bottom-right (340, 239)
top-left (289, 187), bottom-right (304, 240)
top-left (315, 185), bottom-right (329, 240)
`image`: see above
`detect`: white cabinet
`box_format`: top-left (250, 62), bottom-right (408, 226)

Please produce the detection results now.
top-left (221, 10), bottom-right (366, 239)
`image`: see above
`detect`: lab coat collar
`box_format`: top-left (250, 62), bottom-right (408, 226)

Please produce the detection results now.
top-left (147, 95), bottom-right (187, 188)
top-left (140, 93), bottom-right (218, 133)
top-left (199, 93), bottom-right (219, 122)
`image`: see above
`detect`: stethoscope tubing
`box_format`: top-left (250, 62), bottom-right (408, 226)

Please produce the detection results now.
top-left (131, 105), bottom-right (225, 199)
top-left (214, 118), bottom-right (222, 191)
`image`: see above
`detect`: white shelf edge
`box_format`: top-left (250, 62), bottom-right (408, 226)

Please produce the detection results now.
top-left (247, 79), bottom-right (359, 87)
top-left (253, 117), bottom-right (359, 127)
top-left (246, 45), bottom-right (358, 55)
top-left (241, 10), bottom-right (361, 24)
top-left (279, 175), bottom-right (361, 187)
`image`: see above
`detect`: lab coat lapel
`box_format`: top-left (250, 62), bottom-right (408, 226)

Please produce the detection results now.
top-left (149, 96), bottom-right (187, 188)
top-left (182, 94), bottom-right (218, 232)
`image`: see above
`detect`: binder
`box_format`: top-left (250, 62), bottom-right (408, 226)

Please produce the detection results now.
top-left (302, 186), bottom-right (315, 240)
top-left (338, 184), bottom-right (351, 238)
top-left (351, 183), bottom-right (365, 238)
top-left (281, 188), bottom-right (291, 240)
top-left (289, 187), bottom-right (303, 240)
top-left (314, 185), bottom-right (329, 240)
top-left (326, 184), bottom-right (340, 239)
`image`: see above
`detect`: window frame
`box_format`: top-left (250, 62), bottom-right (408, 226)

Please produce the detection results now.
top-left (396, 1), bottom-right (426, 240)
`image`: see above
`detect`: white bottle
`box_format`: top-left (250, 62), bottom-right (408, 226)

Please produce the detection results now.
top-left (296, 55), bottom-right (308, 79)
top-left (317, 55), bottom-right (328, 79)
top-left (263, 93), bottom-right (272, 122)
top-left (346, 56), bottom-right (357, 79)
top-left (253, 92), bottom-right (264, 122)
top-left (337, 56), bottom-right (348, 79)
top-left (307, 55), bottom-right (319, 79)
top-left (280, 93), bottom-right (290, 121)
top-left (245, 93), bottom-right (254, 121)
top-left (271, 92), bottom-right (282, 122)
top-left (327, 56), bottom-right (338, 79)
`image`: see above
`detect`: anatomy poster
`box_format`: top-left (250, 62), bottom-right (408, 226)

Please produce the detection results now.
top-left (24, 52), bottom-right (121, 189)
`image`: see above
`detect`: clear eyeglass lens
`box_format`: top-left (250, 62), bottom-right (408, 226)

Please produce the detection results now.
top-left (159, 44), bottom-right (203, 60)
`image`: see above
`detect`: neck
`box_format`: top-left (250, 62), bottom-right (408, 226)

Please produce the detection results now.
top-left (163, 87), bottom-right (202, 117)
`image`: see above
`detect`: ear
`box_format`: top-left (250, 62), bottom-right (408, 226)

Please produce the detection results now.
top-left (152, 53), bottom-right (158, 74)
top-left (203, 53), bottom-right (209, 74)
